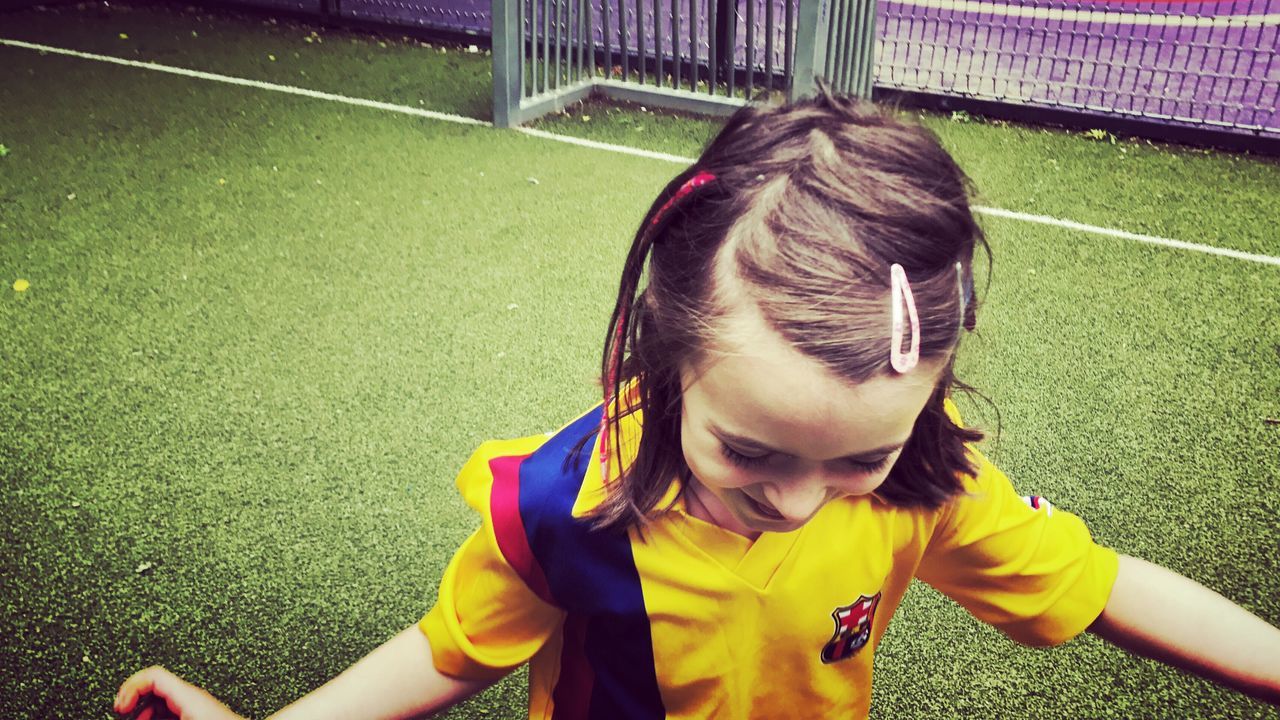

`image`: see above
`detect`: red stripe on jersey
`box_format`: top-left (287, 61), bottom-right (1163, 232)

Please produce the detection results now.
top-left (489, 454), bottom-right (555, 605)
top-left (553, 613), bottom-right (595, 719)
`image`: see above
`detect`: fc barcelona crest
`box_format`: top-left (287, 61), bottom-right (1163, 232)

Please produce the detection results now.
top-left (820, 592), bottom-right (882, 664)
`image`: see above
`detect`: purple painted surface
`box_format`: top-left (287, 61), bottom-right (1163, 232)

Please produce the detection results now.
top-left (875, 1), bottom-right (1279, 132)
top-left (329, 0), bottom-right (1277, 133)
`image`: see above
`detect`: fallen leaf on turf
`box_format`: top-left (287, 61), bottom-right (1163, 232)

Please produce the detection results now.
top-left (13, 279), bottom-right (29, 292)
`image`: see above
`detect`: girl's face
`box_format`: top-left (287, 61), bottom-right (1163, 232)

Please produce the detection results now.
top-left (679, 306), bottom-right (943, 537)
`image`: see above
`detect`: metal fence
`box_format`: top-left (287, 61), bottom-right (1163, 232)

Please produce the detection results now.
top-left (876, 0), bottom-right (1278, 137)
top-left (213, 0), bottom-right (1279, 138)
top-left (491, 0), bottom-right (878, 124)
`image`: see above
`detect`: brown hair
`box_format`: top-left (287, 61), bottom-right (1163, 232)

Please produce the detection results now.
top-left (589, 89), bottom-right (989, 533)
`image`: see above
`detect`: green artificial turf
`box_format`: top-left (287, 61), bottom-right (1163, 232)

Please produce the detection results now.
top-left (1, 4), bottom-right (1278, 719)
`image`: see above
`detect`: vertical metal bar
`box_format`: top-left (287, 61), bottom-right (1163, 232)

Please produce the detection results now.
top-left (559, 0), bottom-right (567, 86)
top-left (519, 0), bottom-right (527, 98)
top-left (577, 0), bottom-right (585, 82)
top-left (673, 0), bottom-right (681, 88)
top-left (849, 0), bottom-right (864, 96)
top-left (708, 0), bottom-right (718, 93)
top-left (791, 0), bottom-right (831, 101)
top-left (620, 0), bottom-right (630, 80)
top-left (784, 0), bottom-right (793, 93)
top-left (525, 0), bottom-right (533, 96)
top-left (552, 0), bottom-right (561, 89)
top-left (569, 0), bottom-right (577, 84)
top-left (528, 0), bottom-right (537, 95)
top-left (845, 0), bottom-right (861, 94)
top-left (822, 0), bottom-right (836, 91)
top-left (745, 0), bottom-right (754, 94)
top-left (824, 0), bottom-right (840, 91)
top-left (764, 0), bottom-right (773, 91)
top-left (563, 0), bottom-right (570, 87)
top-left (732, 0), bottom-right (742, 95)
top-left (637, 0), bottom-right (647, 84)
top-left (833, 0), bottom-right (849, 92)
top-left (492, 0), bottom-right (521, 126)
top-left (858, 0), bottom-right (876, 97)
top-left (690, 0), bottom-right (698, 90)
top-left (603, 0), bottom-right (612, 79)
top-left (542, 0), bottom-right (550, 92)
top-left (585, 0), bottom-right (594, 78)
top-left (656, 0), bottom-right (665, 85)
top-left (778, 0), bottom-right (788, 91)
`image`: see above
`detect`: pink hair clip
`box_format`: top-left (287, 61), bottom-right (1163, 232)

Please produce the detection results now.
top-left (889, 263), bottom-right (920, 373)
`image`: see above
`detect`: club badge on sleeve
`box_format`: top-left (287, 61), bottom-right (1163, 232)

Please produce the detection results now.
top-left (820, 592), bottom-right (882, 664)
top-left (1022, 495), bottom-right (1054, 516)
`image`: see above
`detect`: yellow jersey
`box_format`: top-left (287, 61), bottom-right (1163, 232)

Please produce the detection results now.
top-left (421, 402), bottom-right (1118, 719)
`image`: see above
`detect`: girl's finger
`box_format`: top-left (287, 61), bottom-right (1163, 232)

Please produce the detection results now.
top-left (115, 666), bottom-right (165, 714)
top-left (115, 666), bottom-right (184, 717)
top-left (115, 665), bottom-right (237, 719)
top-left (130, 694), bottom-right (177, 720)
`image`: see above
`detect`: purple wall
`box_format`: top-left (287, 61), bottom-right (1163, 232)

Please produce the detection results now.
top-left (234, 0), bottom-right (1280, 134)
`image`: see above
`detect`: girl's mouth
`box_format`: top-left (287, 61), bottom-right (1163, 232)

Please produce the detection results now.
top-left (745, 494), bottom-right (784, 520)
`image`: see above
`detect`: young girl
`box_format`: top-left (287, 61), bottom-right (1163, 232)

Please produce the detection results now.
top-left (115, 92), bottom-right (1280, 720)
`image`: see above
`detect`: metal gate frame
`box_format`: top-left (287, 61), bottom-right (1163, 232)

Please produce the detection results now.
top-left (491, 0), bottom-right (876, 127)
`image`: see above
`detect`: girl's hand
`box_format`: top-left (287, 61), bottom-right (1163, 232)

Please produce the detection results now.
top-left (114, 666), bottom-right (246, 720)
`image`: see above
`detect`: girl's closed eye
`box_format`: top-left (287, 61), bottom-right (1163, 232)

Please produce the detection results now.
top-left (847, 455), bottom-right (892, 474)
top-left (719, 442), bottom-right (892, 475)
top-left (719, 442), bottom-right (770, 469)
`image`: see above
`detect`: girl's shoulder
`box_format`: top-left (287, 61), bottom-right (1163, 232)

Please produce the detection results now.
top-left (452, 405), bottom-right (605, 524)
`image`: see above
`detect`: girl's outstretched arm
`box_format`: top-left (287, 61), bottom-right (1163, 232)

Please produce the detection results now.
top-left (1089, 554), bottom-right (1280, 705)
top-left (115, 625), bottom-right (492, 720)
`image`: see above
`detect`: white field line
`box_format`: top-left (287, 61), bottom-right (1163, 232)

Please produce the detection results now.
top-left (4, 37), bottom-right (1279, 268)
top-left (972, 206), bottom-right (1280, 267)
top-left (0, 38), bottom-right (489, 127)
top-left (884, 0), bottom-right (1280, 27)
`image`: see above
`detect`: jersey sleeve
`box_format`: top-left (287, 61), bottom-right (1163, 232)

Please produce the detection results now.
top-left (419, 439), bottom-right (566, 681)
top-left (915, 448), bottom-right (1120, 646)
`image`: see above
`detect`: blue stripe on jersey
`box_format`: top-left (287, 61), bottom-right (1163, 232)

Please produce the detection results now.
top-left (517, 408), bottom-right (666, 720)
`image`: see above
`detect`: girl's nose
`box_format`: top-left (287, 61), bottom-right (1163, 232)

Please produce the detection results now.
top-left (761, 478), bottom-right (829, 522)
